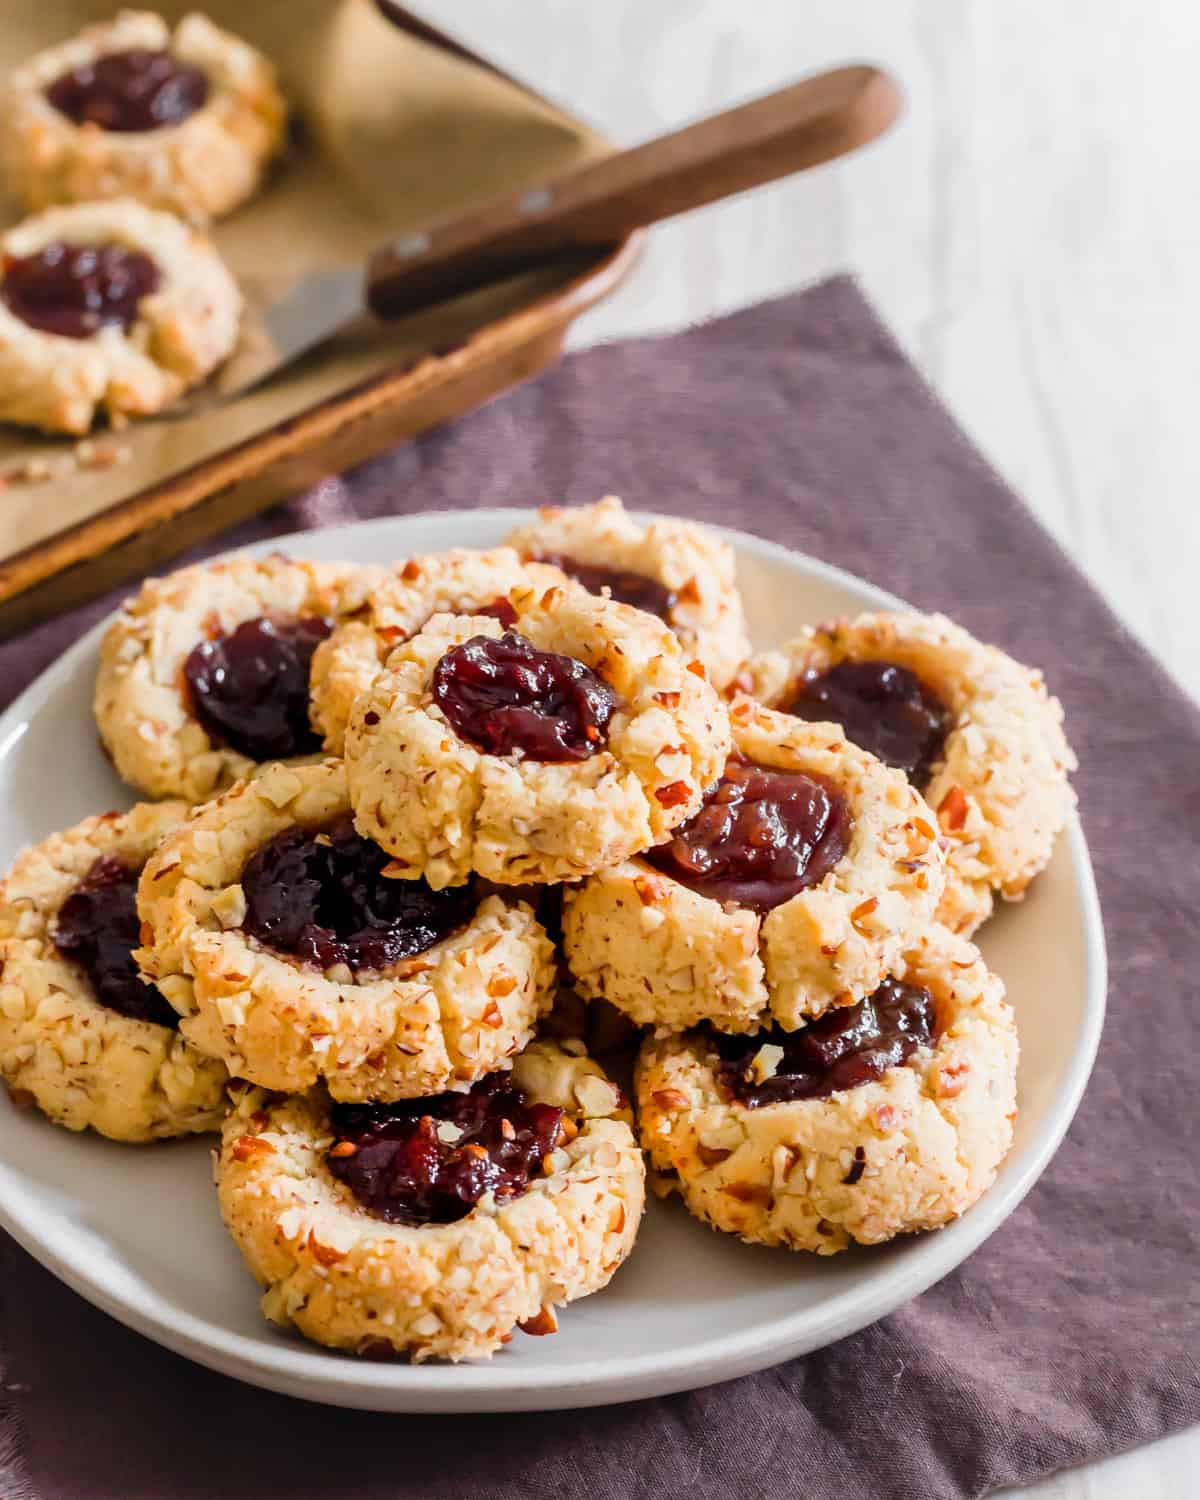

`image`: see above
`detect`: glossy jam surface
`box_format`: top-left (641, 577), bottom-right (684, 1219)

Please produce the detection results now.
top-left (184, 615), bottom-right (332, 762)
top-left (327, 1073), bottom-right (565, 1225)
top-left (54, 854), bottom-right (178, 1028)
top-left (2, 241), bottom-right (160, 339)
top-left (432, 630), bottom-right (619, 762)
top-left (645, 758), bottom-right (849, 912)
top-left (715, 977), bottom-right (937, 1108)
top-left (46, 48), bottom-right (209, 132)
top-left (784, 660), bottom-right (952, 791)
top-left (537, 552), bottom-right (676, 622)
top-left (241, 817), bottom-right (474, 974)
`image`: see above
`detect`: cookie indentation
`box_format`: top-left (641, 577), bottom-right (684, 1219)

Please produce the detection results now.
top-left (784, 660), bottom-right (952, 791)
top-left (328, 1072), bottom-right (565, 1225)
top-left (2, 240), bottom-right (160, 338)
top-left (536, 552), bottom-right (677, 622)
top-left (432, 630), bottom-right (620, 762)
top-left (54, 854), bottom-right (179, 1028)
top-left (714, 977), bottom-right (936, 1107)
top-left (46, 48), bottom-right (209, 133)
top-left (241, 817), bottom-right (474, 974)
top-left (645, 757), bottom-right (850, 912)
top-left (184, 615), bottom-right (332, 761)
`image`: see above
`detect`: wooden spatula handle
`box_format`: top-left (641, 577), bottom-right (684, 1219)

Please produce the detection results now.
top-left (367, 64), bottom-right (901, 319)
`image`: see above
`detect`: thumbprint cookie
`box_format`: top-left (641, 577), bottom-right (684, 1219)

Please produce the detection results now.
top-left (506, 496), bottom-right (750, 689)
top-left (1, 10), bottom-right (287, 223)
top-left (135, 760), bottom-right (556, 1101)
top-left (344, 580), bottom-right (731, 888)
top-left (738, 611), bottom-right (1077, 934)
top-left (0, 802), bottom-right (227, 1141)
top-left (216, 1037), bottom-right (644, 1361)
top-left (562, 697), bottom-right (945, 1032)
top-left (636, 924), bottom-right (1017, 1253)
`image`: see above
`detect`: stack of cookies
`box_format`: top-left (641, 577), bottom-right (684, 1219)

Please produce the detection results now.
top-left (0, 497), bottom-right (1077, 1362)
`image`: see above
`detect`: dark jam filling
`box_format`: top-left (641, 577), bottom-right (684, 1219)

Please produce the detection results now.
top-left (784, 660), bottom-right (952, 792)
top-left (645, 758), bottom-right (850, 912)
top-left (184, 615), bottom-right (333, 762)
top-left (240, 817), bottom-right (475, 974)
top-left (46, 48), bottom-right (210, 133)
top-left (536, 552), bottom-right (676, 622)
top-left (474, 596), bottom-right (518, 627)
top-left (714, 977), bottom-right (937, 1108)
top-left (327, 1072), bottom-right (564, 1226)
top-left (53, 855), bottom-right (178, 1028)
top-left (432, 630), bottom-right (619, 762)
top-left (1, 241), bottom-right (160, 339)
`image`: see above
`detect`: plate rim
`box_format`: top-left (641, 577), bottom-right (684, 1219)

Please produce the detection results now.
top-left (0, 509), bottom-right (1107, 1411)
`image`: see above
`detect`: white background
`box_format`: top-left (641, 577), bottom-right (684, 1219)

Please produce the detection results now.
top-left (424, 2), bottom-right (1199, 1495)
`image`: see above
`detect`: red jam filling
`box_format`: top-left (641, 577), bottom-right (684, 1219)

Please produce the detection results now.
top-left (240, 818), bottom-right (474, 974)
top-left (644, 758), bottom-right (850, 912)
top-left (184, 615), bottom-right (332, 762)
top-left (46, 48), bottom-right (209, 133)
top-left (714, 977), bottom-right (937, 1107)
top-left (327, 1072), bottom-right (565, 1226)
top-left (1, 241), bottom-right (160, 339)
top-left (53, 855), bottom-right (178, 1028)
top-left (784, 660), bottom-right (952, 791)
top-left (432, 630), bottom-right (619, 762)
top-left (535, 553), bottom-right (676, 622)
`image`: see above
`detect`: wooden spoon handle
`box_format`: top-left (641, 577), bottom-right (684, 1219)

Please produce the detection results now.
top-left (367, 64), bottom-right (902, 319)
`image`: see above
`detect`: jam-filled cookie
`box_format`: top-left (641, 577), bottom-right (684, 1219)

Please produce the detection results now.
top-left (562, 697), bottom-right (945, 1032)
top-left (216, 1037), bottom-right (644, 1361)
top-left (0, 802), bottom-right (228, 1142)
top-left (344, 581), bottom-right (732, 888)
top-left (738, 611), bottom-right (1077, 935)
top-left (136, 760), bottom-right (556, 1101)
top-left (1, 10), bottom-right (287, 223)
top-left (95, 553), bottom-right (383, 802)
top-left (0, 198), bottom-right (240, 433)
top-left (506, 496), bottom-right (750, 689)
top-left (310, 547), bottom-right (569, 756)
top-left (635, 924), bottom-right (1017, 1253)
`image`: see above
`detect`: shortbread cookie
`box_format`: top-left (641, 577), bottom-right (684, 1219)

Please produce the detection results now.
top-left (562, 697), bottom-right (945, 1032)
top-left (136, 760), bottom-right (556, 1101)
top-left (506, 496), bottom-right (750, 689)
top-left (2, 10), bottom-right (287, 222)
top-left (216, 1038), bottom-right (644, 1361)
top-left (310, 547), bottom-right (569, 756)
top-left (0, 802), bottom-right (228, 1141)
top-left (635, 923), bottom-right (1017, 1253)
top-left (0, 198), bottom-right (240, 433)
top-left (96, 553), bottom-right (383, 802)
top-left (739, 611), bottom-right (1077, 935)
top-left (345, 581), bottom-right (732, 888)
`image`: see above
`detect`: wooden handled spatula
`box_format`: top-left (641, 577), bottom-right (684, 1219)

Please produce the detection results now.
top-left (197, 64), bottom-right (901, 408)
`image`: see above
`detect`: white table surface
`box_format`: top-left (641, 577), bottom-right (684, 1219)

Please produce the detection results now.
top-left (423, 4), bottom-right (1198, 1496)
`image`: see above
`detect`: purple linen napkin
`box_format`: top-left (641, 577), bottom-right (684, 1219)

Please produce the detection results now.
top-left (0, 276), bottom-right (1197, 1500)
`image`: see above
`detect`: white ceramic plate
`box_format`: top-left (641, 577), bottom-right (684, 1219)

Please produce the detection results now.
top-left (0, 510), bottom-right (1105, 1412)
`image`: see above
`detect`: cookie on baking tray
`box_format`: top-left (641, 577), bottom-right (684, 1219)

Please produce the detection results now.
top-left (135, 759), bottom-right (557, 1102)
top-left (310, 547), bottom-right (569, 756)
top-left (506, 496), bottom-right (751, 690)
top-left (562, 696), bottom-right (945, 1033)
top-left (217, 1037), bottom-right (644, 1361)
top-left (1, 9), bottom-right (287, 223)
top-left (0, 801), bottom-right (228, 1142)
top-left (736, 610), bottom-right (1077, 936)
top-left (635, 923), bottom-right (1017, 1253)
top-left (0, 198), bottom-right (240, 433)
top-left (95, 553), bottom-right (384, 803)
top-left (344, 578), bottom-right (731, 888)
